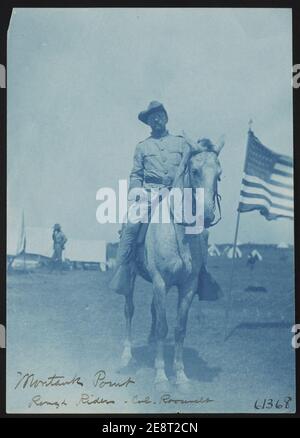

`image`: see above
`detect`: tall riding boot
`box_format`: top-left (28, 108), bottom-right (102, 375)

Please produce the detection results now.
top-left (109, 222), bottom-right (141, 295)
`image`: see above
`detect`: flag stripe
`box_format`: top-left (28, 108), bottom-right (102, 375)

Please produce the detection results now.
top-left (242, 173), bottom-right (293, 196)
top-left (277, 154), bottom-right (293, 167)
top-left (274, 162), bottom-right (294, 175)
top-left (239, 196), bottom-right (294, 218)
top-left (240, 186), bottom-right (294, 208)
top-left (270, 173), bottom-right (293, 186)
top-left (240, 191), bottom-right (294, 211)
top-left (241, 178), bottom-right (293, 201)
top-left (238, 202), bottom-right (294, 219)
top-left (272, 167), bottom-right (293, 178)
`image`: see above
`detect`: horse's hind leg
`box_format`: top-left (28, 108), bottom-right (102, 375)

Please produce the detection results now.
top-left (152, 274), bottom-right (168, 385)
top-left (121, 275), bottom-right (136, 367)
top-left (174, 278), bottom-right (197, 385)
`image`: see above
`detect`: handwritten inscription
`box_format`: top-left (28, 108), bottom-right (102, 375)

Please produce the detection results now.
top-left (15, 372), bottom-right (84, 390)
top-left (128, 394), bottom-right (214, 405)
top-left (16, 369), bottom-right (214, 411)
top-left (29, 395), bottom-right (68, 409)
top-left (77, 393), bottom-right (115, 406)
top-left (15, 369), bottom-right (135, 391)
top-left (93, 370), bottom-right (135, 388)
top-left (160, 393), bottom-right (214, 405)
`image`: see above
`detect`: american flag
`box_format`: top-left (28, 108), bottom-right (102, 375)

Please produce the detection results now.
top-left (238, 130), bottom-right (294, 220)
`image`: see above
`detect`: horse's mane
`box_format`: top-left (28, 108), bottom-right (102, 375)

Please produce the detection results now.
top-left (173, 139), bottom-right (214, 189)
top-left (197, 138), bottom-right (216, 152)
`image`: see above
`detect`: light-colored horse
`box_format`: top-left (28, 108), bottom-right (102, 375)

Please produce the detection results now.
top-left (121, 137), bottom-right (224, 387)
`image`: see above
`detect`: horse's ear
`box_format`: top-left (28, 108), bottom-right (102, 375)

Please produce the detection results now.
top-left (182, 131), bottom-right (207, 152)
top-left (213, 134), bottom-right (226, 155)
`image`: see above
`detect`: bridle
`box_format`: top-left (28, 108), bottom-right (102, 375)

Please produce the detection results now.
top-left (188, 148), bottom-right (222, 228)
top-left (207, 149), bottom-right (222, 228)
top-left (210, 189), bottom-right (222, 227)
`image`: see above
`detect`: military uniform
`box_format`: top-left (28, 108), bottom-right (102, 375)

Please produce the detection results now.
top-left (51, 226), bottom-right (67, 270)
top-left (114, 132), bottom-right (191, 268)
top-left (129, 131), bottom-right (190, 191)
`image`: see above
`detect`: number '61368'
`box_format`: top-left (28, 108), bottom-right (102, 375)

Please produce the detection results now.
top-left (254, 397), bottom-right (292, 410)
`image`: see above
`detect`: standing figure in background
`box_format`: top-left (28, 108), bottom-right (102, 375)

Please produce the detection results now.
top-left (50, 223), bottom-right (67, 273)
top-left (247, 252), bottom-right (258, 271)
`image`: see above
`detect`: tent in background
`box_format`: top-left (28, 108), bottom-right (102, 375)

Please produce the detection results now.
top-left (225, 246), bottom-right (242, 259)
top-left (25, 226), bottom-right (53, 257)
top-left (250, 249), bottom-right (263, 261)
top-left (222, 245), bottom-right (230, 255)
top-left (64, 239), bottom-right (106, 269)
top-left (7, 210), bottom-right (26, 256)
top-left (277, 242), bottom-right (289, 249)
top-left (8, 221), bottom-right (107, 270)
top-left (208, 244), bottom-right (221, 257)
top-left (7, 226), bottom-right (53, 270)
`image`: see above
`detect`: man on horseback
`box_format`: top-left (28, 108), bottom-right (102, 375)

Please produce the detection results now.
top-left (110, 101), bottom-right (219, 299)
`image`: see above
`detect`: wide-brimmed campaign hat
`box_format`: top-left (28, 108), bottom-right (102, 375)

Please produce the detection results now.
top-left (138, 101), bottom-right (168, 125)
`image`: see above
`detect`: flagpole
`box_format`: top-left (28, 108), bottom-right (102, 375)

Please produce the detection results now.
top-left (20, 209), bottom-right (27, 273)
top-left (224, 120), bottom-right (253, 339)
top-left (224, 210), bottom-right (241, 338)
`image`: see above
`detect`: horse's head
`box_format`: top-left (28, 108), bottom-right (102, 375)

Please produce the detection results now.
top-left (188, 137), bottom-right (224, 228)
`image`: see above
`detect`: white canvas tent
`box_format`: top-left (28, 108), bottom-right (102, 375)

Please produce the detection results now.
top-left (8, 221), bottom-right (106, 270)
top-left (250, 249), bottom-right (263, 261)
top-left (222, 245), bottom-right (230, 255)
top-left (7, 211), bottom-right (26, 256)
top-left (8, 226), bottom-right (53, 257)
top-left (225, 246), bottom-right (242, 259)
top-left (8, 226), bottom-right (53, 270)
top-left (64, 239), bottom-right (106, 267)
top-left (277, 242), bottom-right (289, 249)
top-left (208, 244), bottom-right (220, 257)
top-left (25, 227), bottom-right (53, 257)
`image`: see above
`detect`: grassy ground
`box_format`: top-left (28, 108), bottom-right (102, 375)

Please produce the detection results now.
top-left (6, 247), bottom-right (295, 413)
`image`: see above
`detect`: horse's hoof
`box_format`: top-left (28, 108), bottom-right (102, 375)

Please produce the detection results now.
top-left (121, 352), bottom-right (132, 368)
top-left (154, 369), bottom-right (169, 389)
top-left (175, 371), bottom-right (190, 387)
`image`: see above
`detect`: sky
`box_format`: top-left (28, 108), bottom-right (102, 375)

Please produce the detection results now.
top-left (7, 8), bottom-right (294, 250)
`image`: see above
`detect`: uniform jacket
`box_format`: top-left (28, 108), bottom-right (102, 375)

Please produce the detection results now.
top-left (52, 230), bottom-right (67, 249)
top-left (129, 132), bottom-right (191, 190)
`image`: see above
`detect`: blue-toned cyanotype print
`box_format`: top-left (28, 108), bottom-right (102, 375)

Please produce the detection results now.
top-left (6, 8), bottom-right (295, 413)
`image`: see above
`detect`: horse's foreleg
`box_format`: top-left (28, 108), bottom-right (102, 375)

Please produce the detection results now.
top-left (148, 298), bottom-right (157, 344)
top-left (121, 277), bottom-right (135, 367)
top-left (174, 279), bottom-right (197, 385)
top-left (152, 275), bottom-right (168, 385)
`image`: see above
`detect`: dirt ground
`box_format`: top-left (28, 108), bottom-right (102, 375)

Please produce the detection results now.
top-left (6, 247), bottom-right (295, 413)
